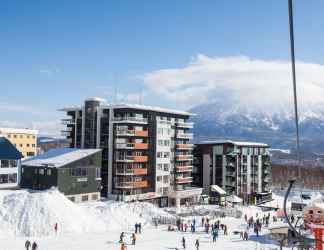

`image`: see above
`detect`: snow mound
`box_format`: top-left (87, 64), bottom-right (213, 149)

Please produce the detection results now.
top-left (0, 188), bottom-right (106, 237)
top-left (0, 189), bottom-right (174, 237)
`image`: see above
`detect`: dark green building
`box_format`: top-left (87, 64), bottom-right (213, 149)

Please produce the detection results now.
top-left (21, 148), bottom-right (102, 202)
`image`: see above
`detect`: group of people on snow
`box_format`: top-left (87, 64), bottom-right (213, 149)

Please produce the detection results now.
top-left (24, 240), bottom-right (37, 250)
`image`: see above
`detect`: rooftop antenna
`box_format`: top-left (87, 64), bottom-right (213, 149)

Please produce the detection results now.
top-left (288, 0), bottom-right (301, 178)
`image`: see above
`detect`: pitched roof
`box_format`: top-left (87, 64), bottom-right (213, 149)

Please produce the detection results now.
top-left (22, 148), bottom-right (102, 168)
top-left (0, 136), bottom-right (22, 160)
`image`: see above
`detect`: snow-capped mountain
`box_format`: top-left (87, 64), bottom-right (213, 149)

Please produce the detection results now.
top-left (190, 101), bottom-right (324, 153)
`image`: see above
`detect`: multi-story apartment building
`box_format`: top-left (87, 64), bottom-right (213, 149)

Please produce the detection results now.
top-left (194, 140), bottom-right (272, 204)
top-left (60, 98), bottom-right (202, 207)
top-left (0, 136), bottom-right (22, 189)
top-left (0, 128), bottom-right (38, 158)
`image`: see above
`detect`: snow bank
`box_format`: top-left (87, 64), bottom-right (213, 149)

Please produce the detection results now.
top-left (0, 189), bottom-right (174, 237)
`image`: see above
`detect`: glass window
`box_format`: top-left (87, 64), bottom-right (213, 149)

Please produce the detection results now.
top-left (26, 144), bottom-right (30, 147)
top-left (20, 135), bottom-right (23, 139)
top-left (13, 135), bottom-right (17, 138)
top-left (8, 174), bottom-right (17, 183)
top-left (1, 160), bottom-right (9, 168)
top-left (82, 195), bottom-right (89, 202)
top-left (96, 168), bottom-right (101, 179)
top-left (39, 169), bottom-right (44, 175)
top-left (47, 169), bottom-right (52, 175)
top-left (7, 134), bottom-right (11, 138)
top-left (32, 144), bottom-right (35, 148)
top-left (0, 174), bottom-right (9, 183)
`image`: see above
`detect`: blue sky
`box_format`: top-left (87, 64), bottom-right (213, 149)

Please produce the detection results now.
top-left (1, 0), bottom-right (324, 135)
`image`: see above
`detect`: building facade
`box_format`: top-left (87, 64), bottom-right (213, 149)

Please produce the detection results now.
top-left (20, 148), bottom-right (102, 202)
top-left (194, 140), bottom-right (272, 204)
top-left (0, 137), bottom-right (22, 189)
top-left (60, 98), bottom-right (202, 207)
top-left (0, 128), bottom-right (38, 158)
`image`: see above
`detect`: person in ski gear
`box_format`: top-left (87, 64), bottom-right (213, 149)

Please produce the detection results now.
top-left (135, 223), bottom-right (138, 234)
top-left (120, 242), bottom-right (126, 250)
top-left (31, 242), bottom-right (38, 250)
top-left (25, 240), bottom-right (31, 250)
top-left (182, 236), bottom-right (186, 249)
top-left (54, 222), bottom-right (58, 234)
top-left (119, 232), bottom-right (125, 243)
top-left (138, 222), bottom-right (142, 234)
top-left (195, 239), bottom-right (199, 250)
top-left (132, 233), bottom-right (136, 245)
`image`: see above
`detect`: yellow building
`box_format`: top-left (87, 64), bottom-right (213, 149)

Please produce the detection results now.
top-left (0, 128), bottom-right (38, 158)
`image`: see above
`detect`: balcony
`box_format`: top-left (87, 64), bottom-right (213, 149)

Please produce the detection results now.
top-left (116, 155), bottom-right (148, 163)
top-left (175, 121), bottom-right (194, 129)
top-left (116, 130), bottom-right (148, 137)
top-left (116, 143), bottom-right (148, 150)
top-left (227, 163), bottom-right (235, 169)
top-left (176, 144), bottom-right (194, 150)
top-left (176, 132), bottom-right (193, 140)
top-left (175, 176), bottom-right (193, 184)
top-left (226, 180), bottom-right (236, 187)
top-left (176, 155), bottom-right (194, 161)
top-left (176, 166), bottom-right (193, 172)
top-left (116, 168), bottom-right (148, 176)
top-left (226, 171), bottom-right (236, 178)
top-left (115, 180), bottom-right (148, 189)
top-left (113, 117), bottom-right (148, 124)
top-left (61, 119), bottom-right (75, 125)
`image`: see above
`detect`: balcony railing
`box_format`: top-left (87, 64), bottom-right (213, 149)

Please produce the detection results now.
top-left (176, 144), bottom-right (194, 150)
top-left (116, 155), bottom-right (148, 163)
top-left (116, 130), bottom-right (148, 137)
top-left (61, 119), bottom-right (75, 125)
top-left (176, 155), bottom-right (194, 161)
top-left (226, 180), bottom-right (236, 186)
top-left (176, 166), bottom-right (193, 172)
top-left (115, 180), bottom-right (148, 189)
top-left (226, 172), bottom-right (236, 178)
top-left (175, 121), bottom-right (194, 129)
top-left (113, 117), bottom-right (148, 124)
top-left (116, 168), bottom-right (148, 176)
top-left (115, 143), bottom-right (148, 150)
top-left (176, 133), bottom-right (193, 140)
top-left (175, 176), bottom-right (193, 184)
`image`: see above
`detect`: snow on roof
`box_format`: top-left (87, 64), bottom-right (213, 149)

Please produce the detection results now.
top-left (198, 140), bottom-right (269, 147)
top-left (85, 97), bottom-right (107, 103)
top-left (59, 99), bottom-right (194, 116)
top-left (210, 185), bottom-right (226, 195)
top-left (268, 222), bottom-right (290, 230)
top-left (226, 195), bottom-right (243, 203)
top-left (0, 127), bottom-right (38, 135)
top-left (22, 148), bottom-right (102, 168)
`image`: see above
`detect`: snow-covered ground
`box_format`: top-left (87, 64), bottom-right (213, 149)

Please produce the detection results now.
top-left (0, 188), bottom-right (318, 250)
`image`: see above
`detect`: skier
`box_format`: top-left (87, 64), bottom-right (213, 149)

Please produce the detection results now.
top-left (119, 232), bottom-right (125, 243)
top-left (201, 217), bottom-right (205, 227)
top-left (120, 242), bottom-right (126, 250)
top-left (25, 240), bottom-right (31, 250)
top-left (195, 239), bottom-right (200, 250)
top-left (54, 222), bottom-right (58, 234)
top-left (139, 222), bottom-right (142, 234)
top-left (135, 223), bottom-right (138, 234)
top-left (182, 237), bottom-right (186, 249)
top-left (212, 229), bottom-right (217, 242)
top-left (224, 224), bottom-right (228, 235)
top-left (31, 242), bottom-right (38, 250)
top-left (184, 223), bottom-right (188, 232)
top-left (132, 233), bottom-right (136, 245)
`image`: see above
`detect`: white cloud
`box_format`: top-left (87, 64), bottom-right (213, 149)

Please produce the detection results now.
top-left (142, 55), bottom-right (324, 114)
